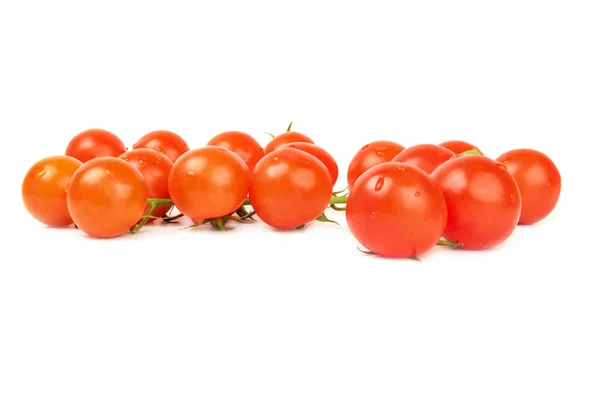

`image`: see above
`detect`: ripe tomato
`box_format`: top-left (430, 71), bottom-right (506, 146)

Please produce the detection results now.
top-left (133, 130), bottom-right (190, 163)
top-left (119, 148), bottom-right (173, 219)
top-left (207, 131), bottom-right (265, 172)
top-left (264, 131), bottom-right (314, 154)
top-left (67, 157), bottom-right (148, 238)
top-left (347, 140), bottom-right (405, 189)
top-left (392, 144), bottom-right (455, 174)
top-left (249, 148), bottom-right (332, 230)
top-left (22, 155), bottom-right (83, 227)
top-left (496, 148), bottom-right (561, 225)
top-left (169, 146), bottom-right (250, 224)
top-left (439, 140), bottom-right (482, 155)
top-left (346, 162), bottom-right (447, 258)
top-left (431, 155), bottom-right (521, 250)
top-left (278, 142), bottom-right (339, 185)
top-left (65, 128), bottom-right (127, 163)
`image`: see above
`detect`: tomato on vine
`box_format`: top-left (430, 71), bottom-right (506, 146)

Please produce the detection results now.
top-left (264, 122), bottom-right (314, 154)
top-left (207, 131), bottom-right (264, 172)
top-left (22, 155), bottom-right (83, 227)
top-left (392, 144), bottom-right (455, 174)
top-left (65, 128), bottom-right (127, 163)
top-left (347, 140), bottom-right (405, 189)
top-left (133, 130), bottom-right (190, 163)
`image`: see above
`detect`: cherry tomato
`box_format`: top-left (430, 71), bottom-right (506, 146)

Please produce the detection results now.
top-left (278, 142), bottom-right (339, 185)
top-left (133, 130), bottom-right (190, 163)
top-left (496, 148), bottom-right (561, 225)
top-left (346, 162), bottom-right (447, 258)
top-left (439, 140), bottom-right (483, 155)
top-left (65, 128), bottom-right (127, 163)
top-left (22, 155), bottom-right (83, 227)
top-left (347, 140), bottom-right (405, 189)
top-left (249, 148), bottom-right (332, 230)
top-left (392, 144), bottom-right (455, 174)
top-left (431, 155), bottom-right (521, 250)
top-left (264, 131), bottom-right (314, 154)
top-left (67, 157), bottom-right (148, 238)
top-left (119, 148), bottom-right (173, 219)
top-left (207, 131), bottom-right (265, 172)
top-left (168, 146), bottom-right (250, 224)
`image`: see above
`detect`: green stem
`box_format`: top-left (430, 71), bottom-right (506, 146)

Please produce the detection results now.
top-left (286, 121), bottom-right (293, 132)
top-left (460, 149), bottom-right (482, 155)
top-left (436, 239), bottom-right (462, 248)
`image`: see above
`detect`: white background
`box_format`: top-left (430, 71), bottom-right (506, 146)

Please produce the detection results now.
top-left (1, 1), bottom-right (598, 397)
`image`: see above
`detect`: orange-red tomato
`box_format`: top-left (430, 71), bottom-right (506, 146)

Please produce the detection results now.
top-left (347, 140), bottom-right (405, 189)
top-left (392, 144), bottom-right (455, 174)
top-left (207, 131), bottom-right (264, 172)
top-left (168, 146), bottom-right (250, 224)
top-left (431, 155), bottom-right (521, 250)
top-left (250, 148), bottom-right (332, 230)
top-left (133, 130), bottom-right (190, 163)
top-left (496, 148), bottom-right (561, 225)
top-left (439, 140), bottom-right (482, 155)
top-left (278, 142), bottom-right (339, 185)
top-left (65, 128), bottom-right (127, 163)
top-left (22, 155), bottom-right (83, 227)
top-left (67, 157), bottom-right (148, 238)
top-left (264, 131), bottom-right (314, 154)
top-left (346, 162), bottom-right (447, 258)
top-left (119, 148), bottom-right (173, 219)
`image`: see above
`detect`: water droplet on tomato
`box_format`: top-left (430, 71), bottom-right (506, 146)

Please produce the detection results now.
top-left (302, 159), bottom-right (310, 165)
top-left (370, 211), bottom-right (377, 218)
top-left (414, 191), bottom-right (421, 197)
top-left (362, 145), bottom-right (369, 150)
top-left (376, 151), bottom-right (385, 156)
top-left (497, 163), bottom-right (507, 172)
top-left (122, 156), bottom-right (129, 161)
top-left (374, 177), bottom-right (385, 191)
top-left (509, 193), bottom-right (515, 201)
top-left (186, 171), bottom-right (195, 177)
top-left (105, 169), bottom-right (113, 176)
top-left (36, 168), bottom-right (47, 177)
top-left (273, 156), bottom-right (279, 161)
top-left (397, 165), bottom-right (406, 171)
top-left (139, 159), bottom-right (146, 165)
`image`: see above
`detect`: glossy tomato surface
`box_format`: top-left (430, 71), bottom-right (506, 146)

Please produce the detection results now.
top-left (278, 142), bottom-right (339, 185)
top-left (392, 144), bottom-right (454, 174)
top-left (133, 130), bottom-right (190, 163)
top-left (264, 131), bottom-right (314, 154)
top-left (22, 155), bottom-right (83, 227)
top-left (207, 131), bottom-right (264, 172)
top-left (120, 148), bottom-right (174, 218)
top-left (346, 162), bottom-right (447, 258)
top-left (431, 155), bottom-right (521, 250)
top-left (347, 140), bottom-right (405, 189)
top-left (496, 148), bottom-right (561, 225)
top-left (168, 146), bottom-right (250, 224)
top-left (249, 148), bottom-right (332, 230)
top-left (67, 157), bottom-right (148, 238)
top-left (65, 128), bottom-right (127, 163)
top-left (439, 140), bottom-right (483, 155)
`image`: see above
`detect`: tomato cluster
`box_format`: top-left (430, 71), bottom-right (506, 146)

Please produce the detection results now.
top-left (21, 124), bottom-right (561, 259)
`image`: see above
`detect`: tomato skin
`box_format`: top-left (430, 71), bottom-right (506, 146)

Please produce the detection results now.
top-left (346, 162), bottom-right (447, 258)
top-left (249, 148), bottom-right (332, 230)
top-left (67, 157), bottom-right (148, 238)
top-left (278, 142), bottom-right (339, 185)
top-left (133, 130), bottom-right (190, 163)
top-left (22, 155), bottom-right (83, 227)
top-left (264, 131), bottom-right (314, 154)
top-left (439, 140), bottom-right (482, 155)
top-left (206, 131), bottom-right (264, 172)
top-left (168, 146), bottom-right (250, 224)
top-left (65, 128), bottom-right (127, 163)
top-left (119, 148), bottom-right (174, 219)
top-left (431, 155), bottom-right (521, 250)
top-left (496, 148), bottom-right (561, 225)
top-left (347, 140), bottom-right (405, 189)
top-left (392, 144), bottom-right (455, 174)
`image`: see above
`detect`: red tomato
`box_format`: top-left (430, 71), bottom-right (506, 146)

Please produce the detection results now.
top-left (439, 140), bottom-right (483, 155)
top-left (119, 148), bottom-right (173, 219)
top-left (346, 162), bottom-right (447, 258)
top-left (496, 148), bottom-right (561, 225)
top-left (65, 128), bottom-right (127, 163)
top-left (278, 142), bottom-right (339, 185)
top-left (133, 130), bottom-right (190, 163)
top-left (392, 144), bottom-right (455, 174)
top-left (67, 157), bottom-right (148, 238)
top-left (206, 131), bottom-right (264, 172)
top-left (431, 155), bottom-right (521, 250)
top-left (169, 146), bottom-right (250, 224)
top-left (347, 140), bottom-right (405, 189)
top-left (249, 148), bottom-right (332, 230)
top-left (264, 131), bottom-right (314, 154)
top-left (22, 155), bottom-right (83, 227)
